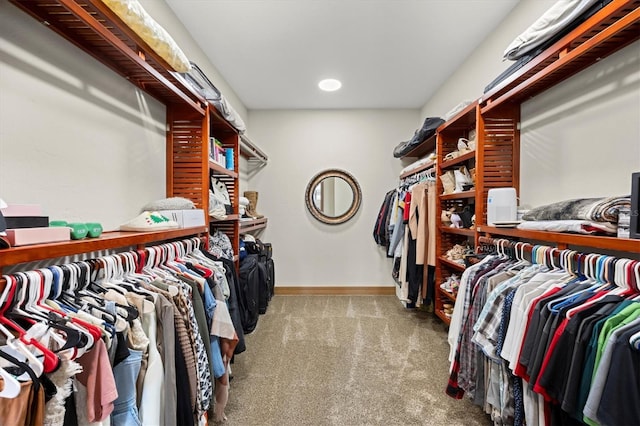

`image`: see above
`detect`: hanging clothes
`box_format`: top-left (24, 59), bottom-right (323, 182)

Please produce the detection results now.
top-left (0, 238), bottom-right (243, 426)
top-left (446, 240), bottom-right (640, 426)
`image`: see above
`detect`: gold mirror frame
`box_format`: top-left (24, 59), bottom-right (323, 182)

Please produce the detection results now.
top-left (305, 169), bottom-right (362, 225)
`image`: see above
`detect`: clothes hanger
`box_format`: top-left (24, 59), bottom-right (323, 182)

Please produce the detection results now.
top-left (0, 361), bottom-right (21, 398)
top-left (0, 321), bottom-right (44, 381)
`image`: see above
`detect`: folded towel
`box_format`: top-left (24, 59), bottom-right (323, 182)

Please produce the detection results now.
top-left (517, 219), bottom-right (617, 234)
top-left (522, 196), bottom-right (630, 223)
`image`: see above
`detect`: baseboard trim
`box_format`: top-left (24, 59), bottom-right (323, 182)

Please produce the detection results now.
top-left (274, 286), bottom-right (396, 296)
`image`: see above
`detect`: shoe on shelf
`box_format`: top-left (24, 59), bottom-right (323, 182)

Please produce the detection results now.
top-left (445, 244), bottom-right (469, 264)
top-left (440, 274), bottom-right (460, 294)
top-left (120, 211), bottom-right (179, 232)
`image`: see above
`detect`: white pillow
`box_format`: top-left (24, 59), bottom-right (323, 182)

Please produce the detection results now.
top-left (141, 197), bottom-right (195, 212)
top-left (100, 0), bottom-right (191, 73)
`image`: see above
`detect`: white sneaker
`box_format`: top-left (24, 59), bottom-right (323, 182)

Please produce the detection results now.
top-left (120, 211), bottom-right (179, 231)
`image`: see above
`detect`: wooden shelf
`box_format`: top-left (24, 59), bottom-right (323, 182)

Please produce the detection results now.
top-left (434, 309), bottom-right (452, 325)
top-left (400, 160), bottom-right (435, 179)
top-left (478, 226), bottom-right (640, 254)
top-left (481, 1), bottom-right (640, 113)
top-left (437, 287), bottom-right (458, 303)
top-left (240, 134), bottom-right (268, 164)
top-left (210, 214), bottom-right (239, 223)
top-left (208, 160), bottom-right (238, 178)
top-left (10, 0), bottom-right (206, 116)
top-left (440, 190), bottom-right (476, 200)
top-left (438, 256), bottom-right (466, 271)
top-left (0, 227), bottom-right (208, 268)
top-left (440, 227), bottom-right (476, 237)
top-left (208, 104), bottom-right (239, 135)
top-left (440, 151), bottom-right (476, 170)
top-left (438, 101), bottom-right (478, 132)
top-left (400, 134), bottom-right (437, 159)
top-left (239, 218), bottom-right (268, 233)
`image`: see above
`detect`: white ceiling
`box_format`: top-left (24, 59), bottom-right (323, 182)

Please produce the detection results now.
top-left (166, 0), bottom-right (520, 110)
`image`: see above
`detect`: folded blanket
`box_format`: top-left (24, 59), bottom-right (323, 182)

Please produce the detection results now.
top-left (522, 196), bottom-right (630, 223)
top-left (504, 0), bottom-right (599, 60)
top-left (400, 155), bottom-right (436, 176)
top-left (517, 219), bottom-right (617, 234)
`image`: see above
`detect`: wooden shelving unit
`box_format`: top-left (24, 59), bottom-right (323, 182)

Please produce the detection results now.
top-left (440, 151), bottom-right (476, 169)
top-left (434, 309), bottom-right (451, 325)
top-left (440, 190), bottom-right (476, 201)
top-left (481, 2), bottom-right (640, 114)
top-left (10, 0), bottom-right (206, 115)
top-left (433, 101), bottom-right (480, 322)
top-left (399, 160), bottom-right (435, 179)
top-left (478, 226), bottom-right (640, 254)
top-left (439, 288), bottom-right (457, 303)
top-left (400, 134), bottom-right (437, 159)
top-left (440, 227), bottom-right (475, 237)
top-left (240, 218), bottom-right (268, 233)
top-left (6, 1), bottom-right (246, 276)
top-left (208, 160), bottom-right (238, 178)
top-left (438, 256), bottom-right (466, 271)
top-left (427, 1), bottom-right (640, 323)
top-left (0, 227), bottom-right (208, 269)
top-left (211, 214), bottom-right (240, 223)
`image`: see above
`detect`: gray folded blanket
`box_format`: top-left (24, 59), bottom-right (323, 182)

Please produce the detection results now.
top-left (522, 196), bottom-right (630, 223)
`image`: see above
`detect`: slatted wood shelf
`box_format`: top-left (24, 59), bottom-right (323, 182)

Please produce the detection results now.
top-left (440, 151), bottom-right (476, 170)
top-left (477, 226), bottom-right (640, 254)
top-left (437, 287), bottom-right (458, 303)
top-left (434, 309), bottom-right (452, 325)
top-left (438, 256), bottom-right (466, 271)
top-left (400, 134), bottom-right (437, 159)
top-left (481, 1), bottom-right (640, 113)
top-left (400, 160), bottom-right (436, 179)
top-left (438, 101), bottom-right (478, 132)
top-left (210, 214), bottom-right (239, 223)
top-left (209, 160), bottom-right (238, 178)
top-left (10, 0), bottom-right (207, 115)
top-left (239, 218), bottom-right (268, 233)
top-left (440, 190), bottom-right (476, 200)
top-left (0, 227), bottom-right (208, 268)
top-left (440, 227), bottom-right (476, 237)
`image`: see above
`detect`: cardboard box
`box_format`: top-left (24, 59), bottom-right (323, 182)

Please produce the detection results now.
top-left (161, 209), bottom-right (205, 228)
top-left (5, 216), bottom-right (49, 229)
top-left (1, 204), bottom-right (43, 217)
top-left (6, 227), bottom-right (70, 246)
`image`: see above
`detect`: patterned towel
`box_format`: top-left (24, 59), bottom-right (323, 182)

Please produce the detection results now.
top-left (522, 196), bottom-right (630, 223)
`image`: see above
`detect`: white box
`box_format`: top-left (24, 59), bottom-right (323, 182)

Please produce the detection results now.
top-left (6, 227), bottom-right (70, 246)
top-left (161, 209), bottom-right (205, 228)
top-left (487, 188), bottom-right (518, 225)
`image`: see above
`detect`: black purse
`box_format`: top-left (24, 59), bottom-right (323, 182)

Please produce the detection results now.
top-left (459, 204), bottom-right (475, 229)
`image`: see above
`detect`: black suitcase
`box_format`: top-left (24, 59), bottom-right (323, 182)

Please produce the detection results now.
top-left (266, 257), bottom-right (275, 300)
top-left (239, 254), bottom-right (260, 333)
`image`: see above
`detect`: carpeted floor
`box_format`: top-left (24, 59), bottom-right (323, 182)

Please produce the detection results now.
top-left (221, 295), bottom-right (491, 426)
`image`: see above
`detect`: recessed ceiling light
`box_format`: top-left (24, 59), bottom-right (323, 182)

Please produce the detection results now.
top-left (318, 78), bottom-right (342, 92)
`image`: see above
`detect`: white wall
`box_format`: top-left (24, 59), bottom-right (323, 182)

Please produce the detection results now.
top-left (247, 109), bottom-right (420, 287)
top-left (420, 0), bottom-right (640, 209)
top-left (520, 42), bottom-right (640, 207)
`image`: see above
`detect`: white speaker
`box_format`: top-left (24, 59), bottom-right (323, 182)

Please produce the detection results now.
top-left (487, 188), bottom-right (518, 225)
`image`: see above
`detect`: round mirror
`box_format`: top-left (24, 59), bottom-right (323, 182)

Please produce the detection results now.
top-left (305, 169), bottom-right (362, 225)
